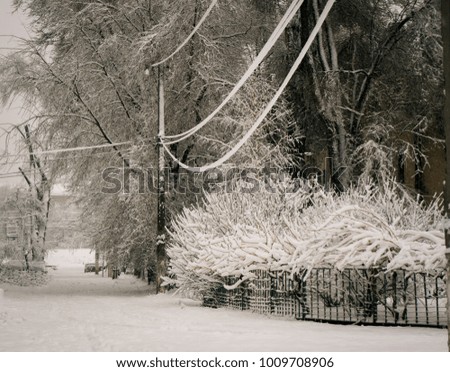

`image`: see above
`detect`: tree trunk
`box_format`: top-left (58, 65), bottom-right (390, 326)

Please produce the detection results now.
top-left (31, 188), bottom-right (50, 261)
top-left (155, 67), bottom-right (167, 294)
top-left (95, 248), bottom-right (100, 275)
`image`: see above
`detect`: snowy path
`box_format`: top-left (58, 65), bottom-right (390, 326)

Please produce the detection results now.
top-left (0, 250), bottom-right (447, 352)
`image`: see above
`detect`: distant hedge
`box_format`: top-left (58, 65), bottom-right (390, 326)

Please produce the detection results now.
top-left (0, 267), bottom-right (48, 287)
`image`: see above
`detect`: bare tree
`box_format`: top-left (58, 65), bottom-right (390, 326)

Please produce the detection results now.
top-left (17, 124), bottom-right (51, 261)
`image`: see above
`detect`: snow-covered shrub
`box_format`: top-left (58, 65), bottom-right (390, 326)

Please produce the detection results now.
top-left (0, 241), bottom-right (19, 263)
top-left (0, 267), bottom-right (48, 286)
top-left (165, 178), bottom-right (446, 296)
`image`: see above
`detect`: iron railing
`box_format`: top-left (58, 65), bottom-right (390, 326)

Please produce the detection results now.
top-left (204, 268), bottom-right (447, 328)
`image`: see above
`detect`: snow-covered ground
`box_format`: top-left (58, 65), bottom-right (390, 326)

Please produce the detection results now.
top-left (0, 249), bottom-right (447, 352)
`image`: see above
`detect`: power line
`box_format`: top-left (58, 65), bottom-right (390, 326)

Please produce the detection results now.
top-left (151, 0), bottom-right (219, 67)
top-left (0, 172), bottom-right (25, 179)
top-left (0, 147), bottom-right (134, 167)
top-left (0, 143), bottom-right (133, 177)
top-left (162, 0), bottom-right (305, 144)
top-left (0, 141), bottom-right (132, 159)
top-left (162, 0), bottom-right (336, 173)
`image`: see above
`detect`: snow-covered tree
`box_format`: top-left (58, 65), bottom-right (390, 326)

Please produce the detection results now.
top-left (1, 0), bottom-right (298, 286)
top-left (277, 0), bottom-right (443, 190)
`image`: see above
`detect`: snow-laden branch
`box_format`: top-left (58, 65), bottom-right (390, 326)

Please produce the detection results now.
top-left (165, 179), bottom-right (446, 295)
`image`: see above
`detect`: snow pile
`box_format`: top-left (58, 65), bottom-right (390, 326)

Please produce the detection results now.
top-left (166, 180), bottom-right (446, 294)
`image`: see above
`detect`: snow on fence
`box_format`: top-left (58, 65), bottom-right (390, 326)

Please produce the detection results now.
top-left (204, 268), bottom-right (447, 328)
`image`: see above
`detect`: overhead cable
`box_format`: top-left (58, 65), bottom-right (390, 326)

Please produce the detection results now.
top-left (0, 148), bottom-right (134, 166)
top-left (163, 0), bottom-right (305, 144)
top-left (0, 141), bottom-right (132, 159)
top-left (162, 0), bottom-right (336, 173)
top-left (151, 0), bottom-right (219, 67)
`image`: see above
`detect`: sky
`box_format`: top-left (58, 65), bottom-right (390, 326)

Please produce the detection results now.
top-left (0, 0), bottom-right (30, 187)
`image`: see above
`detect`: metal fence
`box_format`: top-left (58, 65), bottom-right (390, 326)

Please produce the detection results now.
top-left (204, 268), bottom-right (448, 328)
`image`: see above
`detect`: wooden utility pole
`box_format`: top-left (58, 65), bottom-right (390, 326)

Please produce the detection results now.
top-left (156, 66), bottom-right (167, 294)
top-left (441, 0), bottom-right (450, 352)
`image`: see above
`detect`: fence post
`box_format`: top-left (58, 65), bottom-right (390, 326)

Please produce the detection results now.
top-left (370, 269), bottom-right (378, 324)
top-left (270, 271), bottom-right (276, 314)
top-left (392, 271), bottom-right (398, 324)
